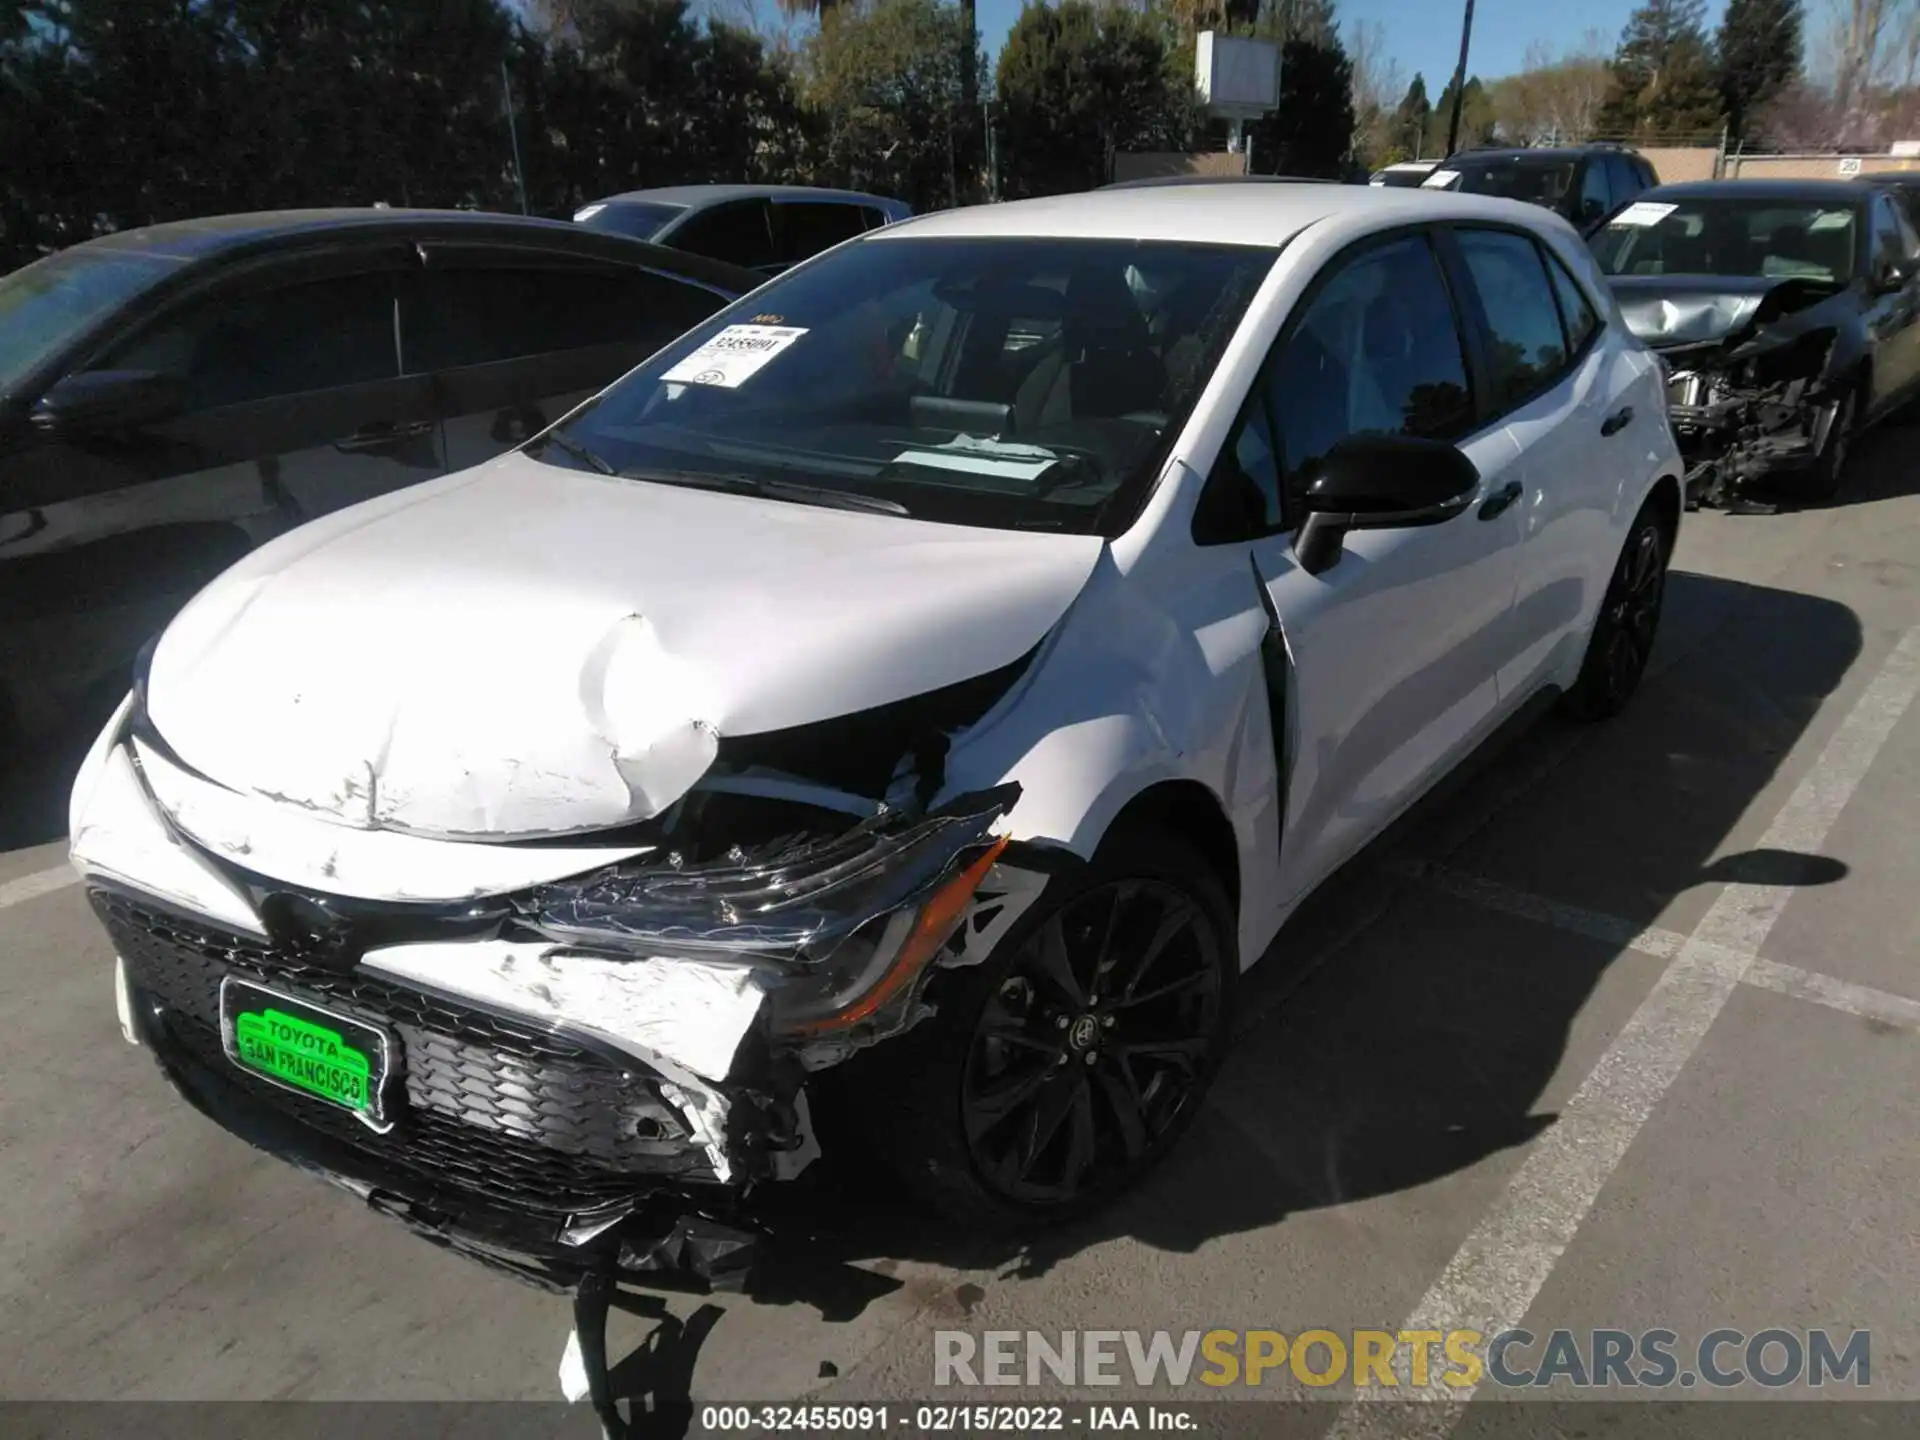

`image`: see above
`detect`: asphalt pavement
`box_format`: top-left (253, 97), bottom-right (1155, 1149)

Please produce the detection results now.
top-left (3, 433), bottom-right (1918, 1434)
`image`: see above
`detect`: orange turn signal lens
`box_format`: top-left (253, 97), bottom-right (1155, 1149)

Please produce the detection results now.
top-left (788, 836), bottom-right (1009, 1035)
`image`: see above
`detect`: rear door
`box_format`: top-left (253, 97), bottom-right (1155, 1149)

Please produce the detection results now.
top-left (1446, 224), bottom-right (1649, 702)
top-left (403, 245), bottom-right (733, 473)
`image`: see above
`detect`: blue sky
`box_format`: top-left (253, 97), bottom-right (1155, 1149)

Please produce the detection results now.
top-left (968, 0), bottom-right (1733, 88)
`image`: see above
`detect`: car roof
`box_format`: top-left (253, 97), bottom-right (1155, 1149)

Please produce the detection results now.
top-left (71, 206), bottom-right (761, 293)
top-left (1642, 178), bottom-right (1871, 204)
top-left (588, 184), bottom-right (906, 210)
top-left (1857, 171), bottom-right (1920, 188)
top-left (876, 183), bottom-right (1570, 247)
top-left (1101, 174), bottom-right (1339, 190)
top-left (1448, 146), bottom-right (1622, 164)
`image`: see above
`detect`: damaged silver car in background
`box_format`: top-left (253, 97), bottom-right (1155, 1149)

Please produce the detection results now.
top-left (1592, 179), bottom-right (1920, 512)
top-left (71, 184), bottom-right (1682, 1386)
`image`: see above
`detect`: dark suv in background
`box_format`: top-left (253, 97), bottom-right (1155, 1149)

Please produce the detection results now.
top-left (1422, 144), bottom-right (1660, 231)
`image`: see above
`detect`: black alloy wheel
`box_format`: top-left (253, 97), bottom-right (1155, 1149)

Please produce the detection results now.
top-left (839, 831), bottom-right (1235, 1230)
top-left (960, 878), bottom-right (1224, 1207)
top-left (1565, 508), bottom-right (1669, 721)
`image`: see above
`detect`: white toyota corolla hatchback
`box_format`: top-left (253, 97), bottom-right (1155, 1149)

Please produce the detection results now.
top-left (72, 184), bottom-right (1682, 1292)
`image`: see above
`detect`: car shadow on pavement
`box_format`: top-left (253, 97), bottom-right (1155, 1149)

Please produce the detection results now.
top-left (731, 565), bottom-right (1864, 1305)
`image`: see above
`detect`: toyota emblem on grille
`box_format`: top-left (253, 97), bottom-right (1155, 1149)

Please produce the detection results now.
top-left (259, 893), bottom-right (362, 969)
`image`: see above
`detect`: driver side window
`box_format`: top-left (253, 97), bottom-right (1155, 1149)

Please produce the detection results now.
top-left (1196, 232), bottom-right (1475, 545)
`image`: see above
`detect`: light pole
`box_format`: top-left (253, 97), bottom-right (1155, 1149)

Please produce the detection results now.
top-left (1443, 0), bottom-right (1475, 157)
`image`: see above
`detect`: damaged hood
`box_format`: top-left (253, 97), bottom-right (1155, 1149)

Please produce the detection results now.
top-left (1609, 273), bottom-right (1845, 351)
top-left (146, 453), bottom-right (1101, 838)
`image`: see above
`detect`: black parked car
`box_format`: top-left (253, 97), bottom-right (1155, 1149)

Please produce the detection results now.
top-left (1422, 144), bottom-right (1659, 231)
top-left (1590, 179), bottom-right (1920, 510)
top-left (0, 209), bottom-right (756, 745)
top-left (574, 184), bottom-right (912, 277)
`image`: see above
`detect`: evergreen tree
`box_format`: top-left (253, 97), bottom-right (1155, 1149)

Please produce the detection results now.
top-left (1717, 0), bottom-right (1802, 141)
top-left (1596, 0), bottom-right (1725, 141)
top-left (996, 0), bottom-right (1193, 197)
top-left (1391, 73), bottom-right (1431, 157)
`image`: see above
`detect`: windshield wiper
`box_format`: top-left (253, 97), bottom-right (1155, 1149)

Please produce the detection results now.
top-left (625, 468), bottom-right (909, 516)
top-left (530, 430), bottom-right (616, 476)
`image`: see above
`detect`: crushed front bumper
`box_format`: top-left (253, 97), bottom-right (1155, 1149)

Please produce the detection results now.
top-left (99, 885), bottom-right (776, 1293)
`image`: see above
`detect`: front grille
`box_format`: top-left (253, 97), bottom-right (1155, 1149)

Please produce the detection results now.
top-left (94, 888), bottom-right (715, 1215)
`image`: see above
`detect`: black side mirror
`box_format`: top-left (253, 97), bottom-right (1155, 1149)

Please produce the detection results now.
top-left (30, 370), bottom-right (187, 440)
top-left (1872, 256), bottom-right (1913, 295)
top-left (1294, 433), bottom-right (1480, 575)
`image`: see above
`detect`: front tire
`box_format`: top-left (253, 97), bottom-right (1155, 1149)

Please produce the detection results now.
top-left (1563, 503), bottom-right (1670, 722)
top-left (848, 828), bottom-right (1237, 1232)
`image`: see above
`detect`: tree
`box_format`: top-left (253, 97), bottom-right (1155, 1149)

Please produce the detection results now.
top-left (1487, 35), bottom-right (1611, 144)
top-left (803, 0), bottom-right (977, 210)
top-left (1717, 0), bottom-right (1801, 140)
top-left (1389, 73), bottom-right (1432, 159)
top-left (1347, 17), bottom-right (1404, 164)
top-left (1430, 74), bottom-right (1496, 151)
top-left (995, 0), bottom-right (1194, 196)
top-left (1595, 0), bottom-right (1724, 141)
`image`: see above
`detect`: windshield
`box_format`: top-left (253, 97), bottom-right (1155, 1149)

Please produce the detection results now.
top-left (534, 234), bottom-right (1276, 535)
top-left (1430, 158), bottom-right (1577, 208)
top-left (0, 246), bottom-right (180, 396)
top-left (1591, 198), bottom-right (1860, 284)
top-left (574, 201), bottom-right (687, 241)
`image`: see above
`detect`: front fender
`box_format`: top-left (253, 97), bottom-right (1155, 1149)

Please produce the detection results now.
top-left (941, 547), bottom-right (1287, 963)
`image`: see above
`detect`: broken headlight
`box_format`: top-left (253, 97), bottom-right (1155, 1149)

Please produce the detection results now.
top-left (519, 785), bottom-right (1019, 1037)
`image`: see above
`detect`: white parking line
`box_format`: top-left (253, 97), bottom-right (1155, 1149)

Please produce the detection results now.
top-left (1330, 623), bottom-right (1920, 1432)
top-left (1406, 863), bottom-right (1920, 1033)
top-left (0, 863), bottom-right (80, 911)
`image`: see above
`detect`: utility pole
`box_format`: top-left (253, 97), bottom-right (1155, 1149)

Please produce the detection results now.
top-left (1444, 0), bottom-right (1475, 157)
top-left (501, 59), bottom-right (529, 215)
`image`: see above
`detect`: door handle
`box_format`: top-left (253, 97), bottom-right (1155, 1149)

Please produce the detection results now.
top-left (335, 419), bottom-right (434, 454)
top-left (1478, 480), bottom-right (1523, 521)
top-left (1601, 405), bottom-right (1635, 437)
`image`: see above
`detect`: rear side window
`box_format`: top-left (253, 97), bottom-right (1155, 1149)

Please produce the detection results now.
top-left (404, 259), bottom-right (722, 372)
top-left (103, 270), bottom-right (398, 409)
top-left (859, 206), bottom-right (892, 231)
top-left (1455, 229), bottom-right (1570, 410)
top-left (670, 200), bottom-right (777, 269)
top-left (777, 202), bottom-right (869, 262)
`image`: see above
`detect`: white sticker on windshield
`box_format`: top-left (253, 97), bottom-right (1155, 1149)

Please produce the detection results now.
top-left (1421, 169), bottom-right (1460, 189)
top-left (1609, 201), bottom-right (1678, 228)
top-left (1809, 210), bottom-right (1854, 231)
top-left (892, 436), bottom-right (1058, 482)
top-left (660, 325), bottom-right (808, 389)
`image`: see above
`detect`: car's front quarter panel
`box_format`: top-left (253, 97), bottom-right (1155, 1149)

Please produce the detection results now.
top-left (943, 535), bottom-right (1288, 968)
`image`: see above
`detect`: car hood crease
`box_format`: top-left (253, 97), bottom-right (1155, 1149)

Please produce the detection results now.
top-left (145, 452), bottom-right (1103, 840)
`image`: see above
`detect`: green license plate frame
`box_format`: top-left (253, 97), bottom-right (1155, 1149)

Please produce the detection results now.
top-left (218, 976), bottom-right (395, 1133)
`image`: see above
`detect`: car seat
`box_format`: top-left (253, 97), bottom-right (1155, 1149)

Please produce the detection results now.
top-left (1013, 265), bottom-right (1168, 431)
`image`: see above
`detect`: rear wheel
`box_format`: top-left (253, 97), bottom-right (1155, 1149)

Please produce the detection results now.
top-left (1563, 504), bottom-right (1670, 722)
top-left (849, 829), bottom-right (1236, 1231)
